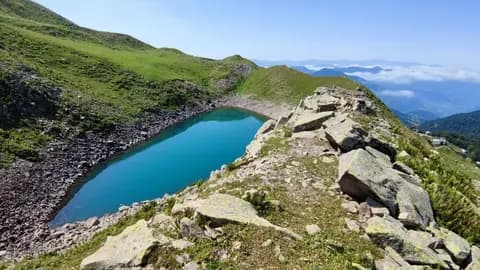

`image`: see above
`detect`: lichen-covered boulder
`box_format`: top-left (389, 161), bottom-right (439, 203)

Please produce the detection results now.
top-left (366, 217), bottom-right (449, 269)
top-left (366, 216), bottom-right (407, 251)
top-left (338, 148), bottom-right (434, 229)
top-left (374, 247), bottom-right (411, 270)
top-left (174, 193), bottom-right (302, 240)
top-left (80, 220), bottom-right (170, 270)
top-left (430, 227), bottom-right (472, 266)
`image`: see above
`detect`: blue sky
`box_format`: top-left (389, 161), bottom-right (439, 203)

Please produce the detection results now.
top-left (35, 0), bottom-right (480, 70)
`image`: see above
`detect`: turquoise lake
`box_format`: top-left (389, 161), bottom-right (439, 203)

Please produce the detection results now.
top-left (50, 108), bottom-right (265, 227)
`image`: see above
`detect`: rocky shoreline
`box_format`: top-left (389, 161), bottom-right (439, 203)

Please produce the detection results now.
top-left (0, 101), bottom-right (217, 260)
top-left (0, 95), bottom-right (289, 261)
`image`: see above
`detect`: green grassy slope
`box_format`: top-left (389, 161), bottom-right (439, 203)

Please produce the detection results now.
top-left (237, 65), bottom-right (360, 104)
top-left (0, 0), bottom-right (254, 167)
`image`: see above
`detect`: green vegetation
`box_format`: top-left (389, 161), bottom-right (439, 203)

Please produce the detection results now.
top-left (0, 128), bottom-right (50, 167)
top-left (11, 202), bottom-right (157, 270)
top-left (397, 136), bottom-right (480, 244)
top-left (420, 110), bottom-right (480, 138)
top-left (0, 0), bottom-right (254, 167)
top-left (433, 131), bottom-right (480, 162)
top-left (237, 65), bottom-right (360, 104)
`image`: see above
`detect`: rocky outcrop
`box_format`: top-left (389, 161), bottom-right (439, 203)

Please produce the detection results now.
top-left (80, 220), bottom-right (170, 270)
top-left (292, 111), bottom-right (334, 132)
top-left (338, 148), bottom-right (434, 229)
top-left (173, 193), bottom-right (301, 240)
top-left (366, 217), bottom-right (449, 269)
top-left (324, 117), bottom-right (368, 152)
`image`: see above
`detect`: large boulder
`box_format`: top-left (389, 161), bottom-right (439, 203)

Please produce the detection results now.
top-left (292, 111), bottom-right (334, 132)
top-left (301, 94), bottom-right (338, 112)
top-left (429, 227), bottom-right (471, 266)
top-left (366, 217), bottom-right (449, 269)
top-left (324, 117), bottom-right (367, 152)
top-left (366, 216), bottom-right (407, 251)
top-left (338, 149), bottom-right (434, 228)
top-left (174, 193), bottom-right (302, 240)
top-left (80, 220), bottom-right (170, 270)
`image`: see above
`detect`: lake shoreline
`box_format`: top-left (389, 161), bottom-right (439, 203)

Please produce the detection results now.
top-left (0, 101), bottom-right (216, 260)
top-left (0, 95), bottom-right (287, 261)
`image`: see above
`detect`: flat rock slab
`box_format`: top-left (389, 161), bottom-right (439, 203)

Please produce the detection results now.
top-left (292, 111), bottom-right (334, 132)
top-left (81, 220), bottom-right (170, 270)
top-left (176, 193), bottom-right (301, 240)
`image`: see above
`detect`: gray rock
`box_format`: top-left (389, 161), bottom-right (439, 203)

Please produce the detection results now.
top-left (393, 161), bottom-right (415, 175)
top-left (255, 119), bottom-right (276, 137)
top-left (365, 216), bottom-right (407, 251)
top-left (366, 217), bottom-right (449, 269)
top-left (171, 239), bottom-right (194, 250)
top-left (365, 146), bottom-right (392, 168)
top-left (434, 227), bottom-right (471, 266)
top-left (183, 193), bottom-right (302, 240)
top-left (366, 136), bottom-right (397, 162)
top-left (179, 217), bottom-right (204, 238)
top-left (341, 201), bottom-right (359, 214)
top-left (85, 217), bottom-right (100, 228)
top-left (292, 111), bottom-right (334, 132)
top-left (275, 115), bottom-right (289, 129)
top-left (183, 261), bottom-right (199, 270)
top-left (467, 245), bottom-right (480, 270)
top-left (324, 118), bottom-right (367, 152)
top-left (149, 213), bottom-right (176, 232)
top-left (80, 220), bottom-right (170, 270)
top-left (301, 94), bottom-right (338, 112)
top-left (436, 249), bottom-right (461, 270)
top-left (375, 247), bottom-right (411, 270)
top-left (261, 239), bottom-right (273, 247)
top-left (344, 218), bottom-right (360, 232)
top-left (338, 149), bottom-right (434, 229)
top-left (305, 224), bottom-right (321, 235)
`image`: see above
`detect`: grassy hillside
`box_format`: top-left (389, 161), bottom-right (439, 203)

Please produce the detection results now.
top-left (420, 110), bottom-right (480, 138)
top-left (237, 66), bottom-right (360, 104)
top-left (0, 0), bottom-right (254, 167)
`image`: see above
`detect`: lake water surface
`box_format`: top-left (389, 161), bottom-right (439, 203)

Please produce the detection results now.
top-left (51, 108), bottom-right (265, 227)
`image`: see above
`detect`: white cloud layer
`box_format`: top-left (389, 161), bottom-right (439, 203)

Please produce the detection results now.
top-left (346, 65), bottom-right (480, 84)
top-left (378, 90), bottom-right (415, 98)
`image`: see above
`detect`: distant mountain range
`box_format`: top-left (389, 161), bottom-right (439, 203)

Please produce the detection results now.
top-left (392, 109), bottom-right (440, 127)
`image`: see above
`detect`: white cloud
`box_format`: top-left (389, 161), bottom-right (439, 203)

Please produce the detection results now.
top-left (346, 65), bottom-right (480, 84)
top-left (378, 90), bottom-right (415, 98)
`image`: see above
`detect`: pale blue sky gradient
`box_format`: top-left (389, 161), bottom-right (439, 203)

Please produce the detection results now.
top-left (34, 0), bottom-right (480, 70)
